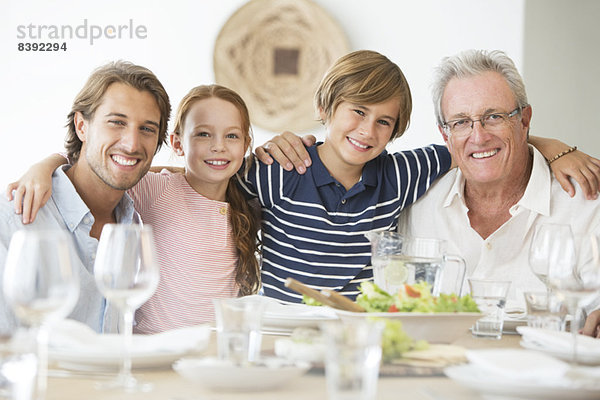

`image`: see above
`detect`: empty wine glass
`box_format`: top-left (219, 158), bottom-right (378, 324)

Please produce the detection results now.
top-left (548, 232), bottom-right (600, 365)
top-left (93, 224), bottom-right (159, 392)
top-left (529, 223), bottom-right (576, 288)
top-left (3, 229), bottom-right (79, 400)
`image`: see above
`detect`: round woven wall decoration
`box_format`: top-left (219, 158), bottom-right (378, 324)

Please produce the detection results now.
top-left (214, 0), bottom-right (350, 133)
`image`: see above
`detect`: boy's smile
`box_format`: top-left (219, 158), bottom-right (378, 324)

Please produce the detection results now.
top-left (317, 99), bottom-right (399, 189)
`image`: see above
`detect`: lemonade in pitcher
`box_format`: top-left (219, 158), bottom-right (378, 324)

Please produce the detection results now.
top-left (372, 254), bottom-right (442, 295)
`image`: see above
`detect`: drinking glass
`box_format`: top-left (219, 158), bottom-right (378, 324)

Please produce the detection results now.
top-left (523, 291), bottom-right (567, 331)
top-left (468, 279), bottom-right (511, 339)
top-left (529, 223), bottom-right (576, 288)
top-left (399, 237), bottom-right (466, 296)
top-left (547, 232), bottom-right (600, 365)
top-left (322, 320), bottom-right (384, 400)
top-left (3, 229), bottom-right (79, 400)
top-left (94, 224), bottom-right (159, 392)
top-left (213, 297), bottom-right (266, 365)
top-left (367, 231), bottom-right (404, 294)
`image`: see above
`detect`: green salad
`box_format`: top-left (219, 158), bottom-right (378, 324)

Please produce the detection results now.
top-left (300, 282), bottom-right (478, 361)
top-left (356, 281), bottom-right (480, 313)
top-left (378, 318), bottom-right (428, 361)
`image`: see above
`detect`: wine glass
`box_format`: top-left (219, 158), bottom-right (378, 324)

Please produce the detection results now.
top-left (547, 232), bottom-right (600, 365)
top-left (93, 224), bottom-right (159, 392)
top-left (529, 223), bottom-right (576, 288)
top-left (3, 229), bottom-right (79, 400)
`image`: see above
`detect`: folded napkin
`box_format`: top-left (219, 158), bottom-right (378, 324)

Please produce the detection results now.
top-left (517, 326), bottom-right (600, 356)
top-left (466, 349), bottom-right (570, 380)
top-left (49, 319), bottom-right (210, 356)
top-left (274, 327), bottom-right (325, 363)
top-left (274, 338), bottom-right (325, 363)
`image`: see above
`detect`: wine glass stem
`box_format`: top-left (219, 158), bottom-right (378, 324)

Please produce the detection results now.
top-left (120, 308), bottom-right (134, 384)
top-left (569, 298), bottom-right (581, 366)
top-left (35, 325), bottom-right (48, 400)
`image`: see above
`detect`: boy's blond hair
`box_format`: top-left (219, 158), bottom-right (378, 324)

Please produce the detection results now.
top-left (314, 50), bottom-right (412, 141)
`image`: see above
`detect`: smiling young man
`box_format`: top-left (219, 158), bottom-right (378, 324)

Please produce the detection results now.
top-left (0, 61), bottom-right (171, 334)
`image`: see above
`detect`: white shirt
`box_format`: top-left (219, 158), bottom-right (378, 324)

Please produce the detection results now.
top-left (399, 146), bottom-right (600, 309)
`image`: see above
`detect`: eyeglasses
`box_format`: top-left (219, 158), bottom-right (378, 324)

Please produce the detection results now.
top-left (442, 106), bottom-right (523, 138)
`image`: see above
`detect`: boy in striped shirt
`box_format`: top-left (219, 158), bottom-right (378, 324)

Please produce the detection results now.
top-left (240, 50), bottom-right (451, 303)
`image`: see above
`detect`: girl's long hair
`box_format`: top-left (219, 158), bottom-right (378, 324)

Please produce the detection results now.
top-left (173, 84), bottom-right (261, 295)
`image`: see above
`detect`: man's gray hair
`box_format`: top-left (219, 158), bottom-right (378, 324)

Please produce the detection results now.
top-left (432, 49), bottom-right (528, 127)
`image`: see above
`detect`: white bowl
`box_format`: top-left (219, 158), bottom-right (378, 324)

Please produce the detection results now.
top-left (334, 310), bottom-right (481, 343)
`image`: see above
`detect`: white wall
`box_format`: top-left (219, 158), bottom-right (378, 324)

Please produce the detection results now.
top-left (1, 0), bottom-right (527, 186)
top-left (523, 0), bottom-right (600, 157)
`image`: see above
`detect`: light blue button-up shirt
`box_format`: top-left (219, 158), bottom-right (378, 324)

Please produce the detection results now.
top-left (0, 165), bottom-right (140, 335)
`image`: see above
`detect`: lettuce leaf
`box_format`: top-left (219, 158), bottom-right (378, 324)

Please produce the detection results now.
top-left (356, 282), bottom-right (394, 312)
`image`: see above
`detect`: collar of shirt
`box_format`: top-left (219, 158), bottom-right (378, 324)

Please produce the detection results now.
top-left (443, 168), bottom-right (466, 209)
top-left (53, 165), bottom-right (139, 232)
top-left (309, 143), bottom-right (381, 189)
top-left (442, 145), bottom-right (551, 217)
top-left (513, 146), bottom-right (551, 217)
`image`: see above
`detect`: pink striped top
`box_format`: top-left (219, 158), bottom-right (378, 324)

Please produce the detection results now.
top-left (129, 170), bottom-right (238, 334)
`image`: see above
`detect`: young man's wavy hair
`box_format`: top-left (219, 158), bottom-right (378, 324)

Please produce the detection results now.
top-left (65, 60), bottom-right (171, 162)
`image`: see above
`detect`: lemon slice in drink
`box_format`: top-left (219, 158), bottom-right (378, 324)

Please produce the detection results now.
top-left (384, 260), bottom-right (409, 285)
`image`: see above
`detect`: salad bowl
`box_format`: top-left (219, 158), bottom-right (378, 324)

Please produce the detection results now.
top-left (334, 310), bottom-right (481, 343)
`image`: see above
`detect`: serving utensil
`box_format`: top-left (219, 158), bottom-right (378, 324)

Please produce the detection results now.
top-left (284, 278), bottom-right (365, 312)
top-left (320, 289), bottom-right (365, 312)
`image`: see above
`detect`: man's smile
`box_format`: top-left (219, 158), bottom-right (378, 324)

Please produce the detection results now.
top-left (471, 149), bottom-right (499, 159)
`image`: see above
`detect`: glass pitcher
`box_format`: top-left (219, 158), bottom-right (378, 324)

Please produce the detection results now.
top-left (366, 232), bottom-right (466, 296)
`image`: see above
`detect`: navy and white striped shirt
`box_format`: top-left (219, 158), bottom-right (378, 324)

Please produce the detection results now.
top-left (240, 144), bottom-right (451, 303)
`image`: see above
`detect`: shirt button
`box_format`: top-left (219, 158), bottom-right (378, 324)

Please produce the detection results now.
top-left (83, 217), bottom-right (90, 225)
top-left (341, 199), bottom-right (347, 204)
top-left (219, 207), bottom-right (227, 215)
top-left (486, 242), bottom-right (492, 250)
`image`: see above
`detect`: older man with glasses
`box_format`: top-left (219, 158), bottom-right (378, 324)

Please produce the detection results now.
top-left (398, 49), bottom-right (600, 335)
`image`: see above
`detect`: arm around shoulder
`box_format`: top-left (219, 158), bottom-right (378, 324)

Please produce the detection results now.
top-left (5, 153), bottom-right (67, 224)
top-left (529, 136), bottom-right (600, 200)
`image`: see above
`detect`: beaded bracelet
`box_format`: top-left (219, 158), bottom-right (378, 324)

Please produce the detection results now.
top-left (547, 146), bottom-right (577, 164)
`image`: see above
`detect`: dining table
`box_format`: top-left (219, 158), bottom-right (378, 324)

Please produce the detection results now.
top-left (45, 329), bottom-right (522, 400)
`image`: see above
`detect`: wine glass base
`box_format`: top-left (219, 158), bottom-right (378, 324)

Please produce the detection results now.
top-left (94, 375), bottom-right (153, 393)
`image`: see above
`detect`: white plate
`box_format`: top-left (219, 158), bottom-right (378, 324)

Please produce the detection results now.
top-left (445, 364), bottom-right (600, 400)
top-left (520, 339), bottom-right (600, 366)
top-left (48, 323), bottom-right (211, 371)
top-left (49, 348), bottom-right (193, 370)
top-left (259, 298), bottom-right (338, 333)
top-left (173, 357), bottom-right (310, 391)
top-left (517, 326), bottom-right (600, 366)
top-left (335, 310), bottom-right (481, 343)
top-left (262, 313), bottom-right (337, 333)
